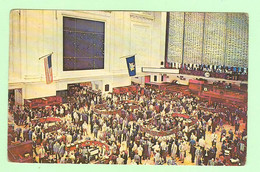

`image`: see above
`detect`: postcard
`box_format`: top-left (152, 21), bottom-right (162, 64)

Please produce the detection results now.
top-left (7, 10), bottom-right (248, 166)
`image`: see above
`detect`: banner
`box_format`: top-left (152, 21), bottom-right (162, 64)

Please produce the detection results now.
top-left (126, 55), bottom-right (136, 76)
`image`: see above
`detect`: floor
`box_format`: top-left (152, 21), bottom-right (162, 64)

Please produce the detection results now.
top-left (8, 110), bottom-right (246, 165)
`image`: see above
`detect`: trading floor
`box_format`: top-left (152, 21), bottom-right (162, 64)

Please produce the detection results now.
top-left (8, 82), bottom-right (247, 165)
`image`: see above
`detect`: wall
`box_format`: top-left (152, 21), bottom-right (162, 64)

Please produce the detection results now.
top-left (166, 12), bottom-right (249, 68)
top-left (183, 12), bottom-right (204, 65)
top-left (167, 12), bottom-right (184, 64)
top-left (8, 10), bottom-right (167, 100)
top-left (203, 13), bottom-right (226, 65)
top-left (225, 13), bottom-right (249, 67)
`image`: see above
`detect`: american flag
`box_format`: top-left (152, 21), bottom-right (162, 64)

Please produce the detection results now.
top-left (44, 55), bottom-right (53, 84)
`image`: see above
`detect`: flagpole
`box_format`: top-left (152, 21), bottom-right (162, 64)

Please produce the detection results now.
top-left (119, 54), bottom-right (136, 59)
top-left (39, 52), bottom-right (54, 60)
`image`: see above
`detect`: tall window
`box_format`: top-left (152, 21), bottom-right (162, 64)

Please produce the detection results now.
top-left (63, 17), bottom-right (105, 71)
top-left (154, 75), bottom-right (157, 82)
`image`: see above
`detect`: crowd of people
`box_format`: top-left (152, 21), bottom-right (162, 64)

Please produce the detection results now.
top-left (8, 84), bottom-right (247, 165)
top-left (169, 62), bottom-right (248, 75)
top-left (165, 62), bottom-right (248, 81)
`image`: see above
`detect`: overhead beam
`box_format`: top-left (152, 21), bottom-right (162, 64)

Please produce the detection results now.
top-left (141, 67), bottom-right (179, 74)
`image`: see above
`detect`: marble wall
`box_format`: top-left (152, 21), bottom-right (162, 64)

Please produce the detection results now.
top-left (9, 10), bottom-right (167, 99)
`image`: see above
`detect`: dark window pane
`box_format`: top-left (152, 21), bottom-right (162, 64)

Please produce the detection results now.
top-left (94, 21), bottom-right (105, 33)
top-left (93, 58), bottom-right (104, 69)
top-left (63, 17), bottom-right (105, 71)
top-left (75, 32), bottom-right (94, 57)
top-left (92, 34), bottom-right (105, 57)
top-left (76, 18), bottom-right (104, 33)
top-left (63, 17), bottom-right (75, 31)
top-left (105, 84), bottom-right (109, 91)
top-left (75, 57), bottom-right (94, 70)
top-left (63, 31), bottom-right (76, 57)
top-left (63, 57), bottom-right (76, 71)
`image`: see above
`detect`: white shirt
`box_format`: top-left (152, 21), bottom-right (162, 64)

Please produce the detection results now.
top-left (60, 107), bottom-right (64, 114)
top-left (212, 133), bottom-right (218, 141)
top-left (160, 141), bottom-right (167, 151)
top-left (117, 157), bottom-right (124, 164)
top-left (38, 146), bottom-right (45, 158)
top-left (152, 144), bottom-right (160, 152)
top-left (198, 138), bottom-right (205, 147)
top-left (82, 122), bottom-right (88, 130)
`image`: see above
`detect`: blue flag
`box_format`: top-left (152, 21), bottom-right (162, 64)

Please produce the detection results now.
top-left (126, 56), bottom-right (136, 76)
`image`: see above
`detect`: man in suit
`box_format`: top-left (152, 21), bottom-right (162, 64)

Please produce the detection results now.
top-left (208, 158), bottom-right (215, 166)
top-left (59, 142), bottom-right (65, 158)
top-left (53, 141), bottom-right (61, 159)
top-left (121, 151), bottom-right (128, 164)
top-left (167, 157), bottom-right (177, 165)
top-left (190, 138), bottom-right (196, 163)
top-left (195, 146), bottom-right (202, 165)
top-left (203, 147), bottom-right (210, 165)
top-left (38, 143), bottom-right (46, 163)
top-left (133, 152), bottom-right (140, 165)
